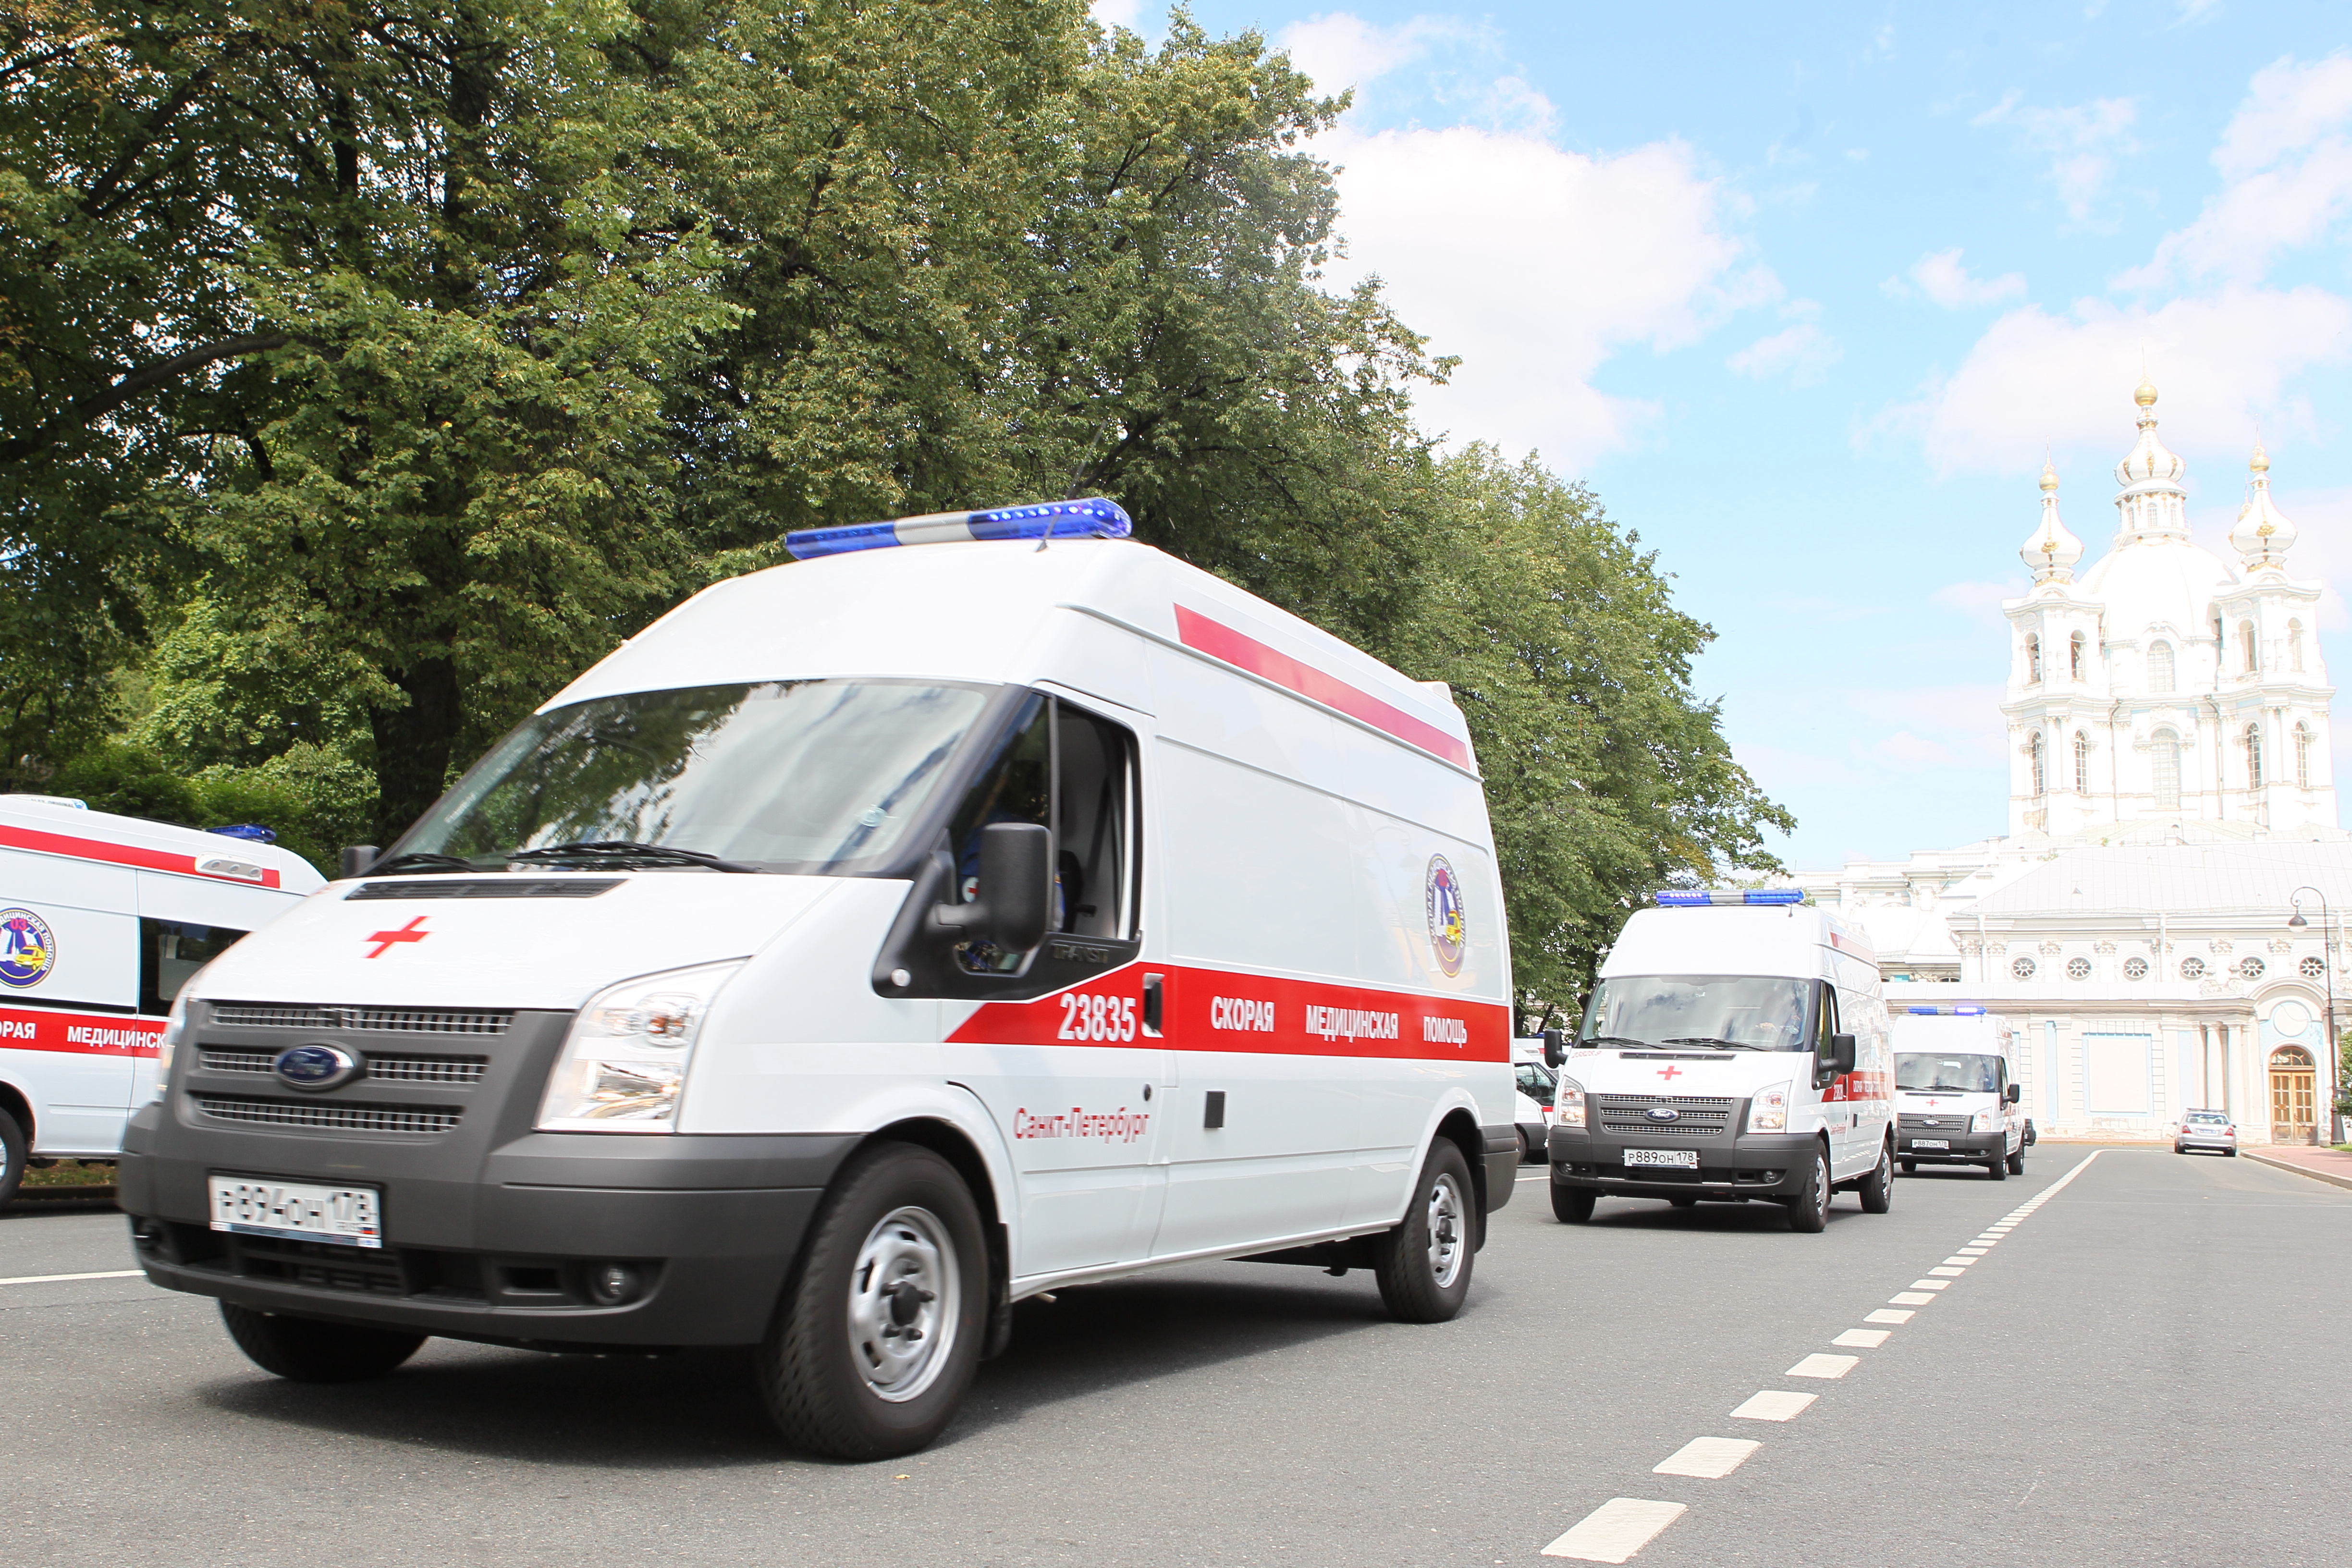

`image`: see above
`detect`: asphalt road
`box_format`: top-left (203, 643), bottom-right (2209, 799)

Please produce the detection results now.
top-left (4, 1148), bottom-right (2347, 1567)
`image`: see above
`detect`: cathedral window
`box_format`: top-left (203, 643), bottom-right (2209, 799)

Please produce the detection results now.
top-left (2303, 956), bottom-right (2327, 979)
top-left (2240, 621), bottom-right (2259, 673)
top-left (2069, 632), bottom-right (2084, 679)
top-left (2147, 641), bottom-right (2175, 693)
top-left (2245, 723), bottom-right (2263, 789)
top-left (2011, 956), bottom-right (2036, 980)
top-left (2296, 722), bottom-right (2313, 788)
top-left (2066, 957), bottom-right (2092, 980)
top-left (2151, 728), bottom-right (2181, 810)
top-left (2123, 957), bottom-right (2149, 980)
top-left (2180, 956), bottom-right (2206, 980)
top-left (2239, 955), bottom-right (2266, 980)
top-left (2289, 619), bottom-right (2304, 673)
top-left (2028, 732), bottom-right (2046, 796)
top-left (2024, 634), bottom-right (2041, 684)
top-left (2072, 731), bottom-right (2090, 792)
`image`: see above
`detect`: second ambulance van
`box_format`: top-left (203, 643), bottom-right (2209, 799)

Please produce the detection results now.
top-left (118, 500), bottom-right (1520, 1460)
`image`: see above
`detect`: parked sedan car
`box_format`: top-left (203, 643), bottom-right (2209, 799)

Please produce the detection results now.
top-left (2175, 1110), bottom-right (2238, 1156)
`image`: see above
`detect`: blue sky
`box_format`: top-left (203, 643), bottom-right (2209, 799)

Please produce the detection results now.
top-left (1094, 2), bottom-right (2352, 871)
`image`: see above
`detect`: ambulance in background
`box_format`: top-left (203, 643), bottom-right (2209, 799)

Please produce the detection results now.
top-left (1890, 1006), bottom-right (2025, 1179)
top-left (1510, 1037), bottom-right (1557, 1162)
top-left (1543, 889), bottom-right (1895, 1232)
top-left (0, 796), bottom-right (324, 1206)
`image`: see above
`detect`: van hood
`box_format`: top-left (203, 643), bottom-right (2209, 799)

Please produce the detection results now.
top-left (1897, 1090), bottom-right (1997, 1115)
top-left (189, 874), bottom-right (860, 1011)
top-left (1561, 1049), bottom-right (1812, 1097)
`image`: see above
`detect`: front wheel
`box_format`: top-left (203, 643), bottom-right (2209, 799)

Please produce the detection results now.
top-left (756, 1142), bottom-right (987, 1460)
top-left (2006, 1149), bottom-right (2025, 1175)
top-left (1784, 1144), bottom-right (1830, 1233)
top-left (1373, 1139), bottom-right (1476, 1323)
top-left (0, 1107), bottom-right (24, 1210)
top-left (1550, 1182), bottom-right (1597, 1224)
top-left (1986, 1154), bottom-right (2009, 1181)
top-left (1859, 1140), bottom-right (1895, 1214)
top-left (220, 1303), bottom-right (425, 1382)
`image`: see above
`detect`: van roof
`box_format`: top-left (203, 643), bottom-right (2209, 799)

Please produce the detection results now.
top-left (1600, 903), bottom-right (1878, 981)
top-left (548, 538), bottom-right (1478, 774)
top-left (0, 795), bottom-right (324, 893)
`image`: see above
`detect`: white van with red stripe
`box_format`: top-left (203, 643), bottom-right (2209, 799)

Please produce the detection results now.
top-left (0, 797), bottom-right (322, 1204)
top-left (120, 499), bottom-right (1519, 1460)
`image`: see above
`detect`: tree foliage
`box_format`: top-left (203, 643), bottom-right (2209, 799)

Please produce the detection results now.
top-left (2, 0), bottom-right (1788, 990)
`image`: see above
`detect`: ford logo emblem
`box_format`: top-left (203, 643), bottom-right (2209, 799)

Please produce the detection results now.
top-left (1921, 1118), bottom-right (1942, 1127)
top-left (1644, 1106), bottom-right (1680, 1122)
top-left (274, 1043), bottom-right (362, 1092)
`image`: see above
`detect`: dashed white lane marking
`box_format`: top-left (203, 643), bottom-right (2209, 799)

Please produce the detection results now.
top-left (1938, 1256), bottom-right (1978, 1265)
top-left (1831, 1329), bottom-right (1891, 1348)
top-left (1928, 1265), bottom-right (1967, 1276)
top-left (1866, 1309), bottom-right (1915, 1324)
top-left (1730, 1390), bottom-right (1816, 1421)
top-left (1542, 1500), bottom-right (1689, 1562)
top-left (0, 1270), bottom-right (143, 1287)
top-left (1956, 1247), bottom-right (1990, 1256)
top-left (1786, 1353), bottom-right (1860, 1379)
top-left (1909, 1279), bottom-right (1950, 1290)
top-left (1654, 1437), bottom-right (1761, 1479)
top-left (1889, 1292), bottom-right (1937, 1305)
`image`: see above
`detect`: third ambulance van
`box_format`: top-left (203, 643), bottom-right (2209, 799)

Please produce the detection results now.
top-left (118, 499), bottom-right (1519, 1460)
top-left (1891, 1006), bottom-right (2025, 1179)
top-left (1543, 889), bottom-right (1895, 1231)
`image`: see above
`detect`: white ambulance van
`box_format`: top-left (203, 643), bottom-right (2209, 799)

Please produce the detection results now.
top-left (1542, 889), bottom-right (1894, 1232)
top-left (1891, 1006), bottom-right (2025, 1179)
top-left (1509, 1037), bottom-right (1557, 1161)
top-left (0, 797), bottom-right (322, 1205)
top-left (119, 499), bottom-right (1520, 1460)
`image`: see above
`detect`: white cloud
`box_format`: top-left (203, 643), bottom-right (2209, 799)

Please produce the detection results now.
top-left (1904, 247), bottom-right (2026, 308)
top-left (1275, 12), bottom-right (1469, 95)
top-left (1972, 93), bottom-right (2138, 221)
top-left (1888, 286), bottom-right (2352, 477)
top-left (1089, 0), bottom-right (1143, 31)
top-left (1728, 322), bottom-right (1841, 385)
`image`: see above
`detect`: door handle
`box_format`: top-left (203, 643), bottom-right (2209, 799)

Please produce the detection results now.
top-left (1142, 972), bottom-right (1164, 1036)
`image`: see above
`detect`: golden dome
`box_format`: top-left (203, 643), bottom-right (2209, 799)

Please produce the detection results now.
top-left (2039, 459), bottom-right (2060, 493)
top-left (2250, 440), bottom-right (2269, 474)
top-left (2134, 377), bottom-right (2159, 408)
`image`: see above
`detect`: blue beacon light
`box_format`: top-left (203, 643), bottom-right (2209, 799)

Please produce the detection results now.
top-left (784, 498), bottom-right (1135, 561)
top-left (1654, 888), bottom-right (1806, 907)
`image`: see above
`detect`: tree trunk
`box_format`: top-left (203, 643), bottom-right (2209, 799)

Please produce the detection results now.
top-left (368, 657), bottom-right (464, 846)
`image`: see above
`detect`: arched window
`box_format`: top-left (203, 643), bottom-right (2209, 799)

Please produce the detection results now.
top-left (2073, 731), bottom-right (2091, 793)
top-left (2241, 621), bottom-right (2259, 673)
top-left (2151, 728), bottom-right (2181, 810)
top-left (2296, 722), bottom-right (2313, 788)
top-left (2147, 641), bottom-right (2175, 693)
top-left (2246, 723), bottom-right (2264, 789)
top-left (2069, 632), bottom-right (2085, 679)
top-left (2289, 619), bottom-right (2305, 673)
top-left (2028, 732), bottom-right (2046, 796)
top-left (2025, 634), bottom-right (2042, 684)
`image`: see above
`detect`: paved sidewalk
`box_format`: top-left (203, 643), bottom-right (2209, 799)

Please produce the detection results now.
top-left (2243, 1144), bottom-right (2352, 1191)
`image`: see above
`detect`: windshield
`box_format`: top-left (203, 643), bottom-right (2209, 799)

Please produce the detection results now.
top-left (1896, 1053), bottom-right (2003, 1093)
top-left (1575, 975), bottom-right (1812, 1051)
top-left (396, 680), bottom-right (992, 873)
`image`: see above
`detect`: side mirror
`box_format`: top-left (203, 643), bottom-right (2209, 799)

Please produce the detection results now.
top-left (1542, 1029), bottom-right (1566, 1069)
top-left (2006, 1082), bottom-right (2022, 1104)
top-left (934, 822), bottom-right (1052, 954)
top-left (1824, 1032), bottom-right (1857, 1076)
top-left (340, 845), bottom-right (379, 879)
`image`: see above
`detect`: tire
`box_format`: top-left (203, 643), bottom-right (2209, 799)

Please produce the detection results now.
top-left (1785, 1143), bottom-right (1831, 1233)
top-left (2007, 1148), bottom-right (2026, 1175)
top-left (2225, 1148), bottom-right (2237, 1157)
top-left (219, 1303), bottom-right (425, 1382)
top-left (2174, 1144), bottom-right (2185, 1155)
top-left (1518, 1128), bottom-right (1534, 1164)
top-left (1986, 1153), bottom-right (2008, 1181)
top-left (1859, 1140), bottom-right (1894, 1214)
top-left (1667, 1195), bottom-right (1698, 1209)
top-left (1373, 1139), bottom-right (1476, 1323)
top-left (1550, 1181), bottom-right (1597, 1225)
top-left (0, 1108), bottom-right (24, 1210)
top-left (1900, 1159), bottom-right (1917, 1175)
top-left (755, 1141), bottom-right (987, 1461)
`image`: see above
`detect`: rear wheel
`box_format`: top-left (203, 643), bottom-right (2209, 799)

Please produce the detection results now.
top-left (1785, 1144), bottom-right (1830, 1233)
top-left (1667, 1196), bottom-right (1698, 1209)
top-left (756, 1142), bottom-right (986, 1460)
top-left (0, 1108), bottom-right (24, 1210)
top-left (1518, 1128), bottom-right (1534, 1164)
top-left (1859, 1140), bottom-right (1895, 1214)
top-left (1373, 1139), bottom-right (1476, 1323)
top-left (1550, 1181), bottom-right (1597, 1225)
top-left (220, 1303), bottom-right (425, 1382)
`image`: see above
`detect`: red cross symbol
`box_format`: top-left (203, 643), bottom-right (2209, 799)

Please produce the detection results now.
top-left (364, 916), bottom-right (430, 959)
top-left (1657, 1065), bottom-right (1683, 1082)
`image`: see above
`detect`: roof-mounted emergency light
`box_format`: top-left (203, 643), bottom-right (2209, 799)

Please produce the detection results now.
top-left (1653, 888), bottom-right (1807, 907)
top-left (783, 497), bottom-right (1134, 561)
top-left (1906, 1004), bottom-right (1987, 1016)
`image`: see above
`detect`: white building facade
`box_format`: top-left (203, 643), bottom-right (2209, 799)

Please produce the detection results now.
top-left (1798, 382), bottom-right (2347, 1146)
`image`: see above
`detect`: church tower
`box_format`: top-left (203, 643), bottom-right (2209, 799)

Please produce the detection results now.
top-left (2000, 381), bottom-right (2338, 841)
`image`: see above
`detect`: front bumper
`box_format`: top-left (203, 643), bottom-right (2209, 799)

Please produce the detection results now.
top-left (1898, 1131), bottom-right (2005, 1163)
top-left (1546, 1125), bottom-right (1820, 1200)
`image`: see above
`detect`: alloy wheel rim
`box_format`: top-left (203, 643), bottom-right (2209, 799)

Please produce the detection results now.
top-left (846, 1205), bottom-right (961, 1403)
top-left (1814, 1153), bottom-right (1830, 1219)
top-left (1426, 1172), bottom-right (1466, 1288)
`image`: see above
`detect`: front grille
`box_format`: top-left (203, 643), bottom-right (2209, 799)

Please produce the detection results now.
top-left (199, 1049), bottom-right (276, 1074)
top-left (195, 1047), bottom-right (486, 1084)
top-left (1598, 1093), bottom-right (1735, 1136)
top-left (230, 1235), bottom-right (405, 1296)
top-left (1899, 1114), bottom-right (1971, 1133)
top-left (210, 1003), bottom-right (512, 1035)
top-left (195, 1096), bottom-right (461, 1135)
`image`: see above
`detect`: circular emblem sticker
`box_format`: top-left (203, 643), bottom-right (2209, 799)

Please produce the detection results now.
top-left (1425, 856), bottom-right (1466, 978)
top-left (0, 907), bottom-right (57, 990)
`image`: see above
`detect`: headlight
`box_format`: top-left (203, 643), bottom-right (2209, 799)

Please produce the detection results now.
top-left (1750, 1083), bottom-right (1790, 1133)
top-left (1555, 1077), bottom-right (1586, 1129)
top-left (1972, 1107), bottom-right (2000, 1133)
top-left (537, 961), bottom-right (744, 1132)
top-left (149, 981), bottom-right (199, 1102)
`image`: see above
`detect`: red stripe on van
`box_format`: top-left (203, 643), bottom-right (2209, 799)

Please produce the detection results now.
top-left (1172, 606), bottom-right (1473, 769)
top-left (948, 962), bottom-right (1510, 1062)
top-left (0, 1005), bottom-right (165, 1058)
top-left (0, 822), bottom-right (282, 889)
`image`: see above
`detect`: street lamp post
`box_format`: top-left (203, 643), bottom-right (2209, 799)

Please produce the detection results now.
top-left (2287, 888), bottom-right (2341, 1147)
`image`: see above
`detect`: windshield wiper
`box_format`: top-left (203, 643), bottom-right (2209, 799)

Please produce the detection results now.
top-left (503, 841), bottom-right (760, 873)
top-left (364, 852), bottom-right (487, 876)
top-left (1662, 1037), bottom-right (1769, 1050)
top-left (1586, 1035), bottom-right (1653, 1049)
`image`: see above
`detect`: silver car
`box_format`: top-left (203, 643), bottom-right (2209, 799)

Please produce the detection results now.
top-left (2175, 1109), bottom-right (2238, 1156)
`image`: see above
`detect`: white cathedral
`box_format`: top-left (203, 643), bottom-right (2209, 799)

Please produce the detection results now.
top-left (1796, 380), bottom-right (2349, 1147)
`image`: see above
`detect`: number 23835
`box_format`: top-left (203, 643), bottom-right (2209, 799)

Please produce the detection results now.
top-left (1058, 992), bottom-right (1138, 1042)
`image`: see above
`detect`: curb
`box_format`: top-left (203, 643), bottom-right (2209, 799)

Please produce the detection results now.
top-left (2242, 1151), bottom-right (2352, 1193)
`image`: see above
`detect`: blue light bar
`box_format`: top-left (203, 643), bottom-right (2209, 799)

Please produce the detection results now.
top-left (1653, 888), bottom-right (1806, 907)
top-left (784, 498), bottom-right (1134, 561)
top-left (1906, 1004), bottom-right (1988, 1016)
